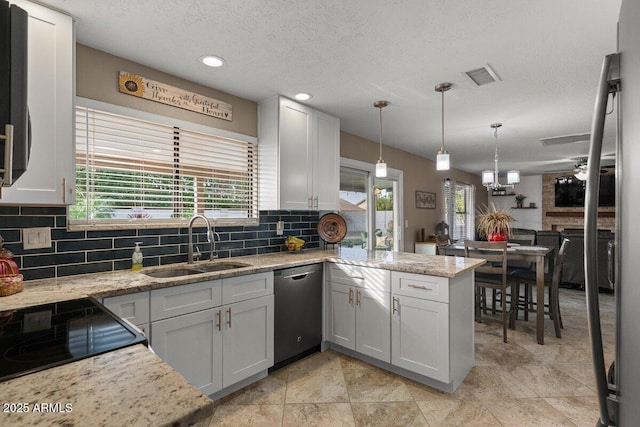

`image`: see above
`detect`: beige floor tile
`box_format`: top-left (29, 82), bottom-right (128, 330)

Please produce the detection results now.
top-left (416, 399), bottom-right (502, 427)
top-left (544, 396), bottom-right (601, 427)
top-left (285, 365), bottom-right (349, 403)
top-left (462, 366), bottom-right (537, 400)
top-left (343, 367), bottom-right (413, 402)
top-left (507, 365), bottom-right (596, 398)
top-left (519, 342), bottom-right (593, 365)
top-left (351, 401), bottom-right (428, 427)
top-left (285, 349), bottom-right (343, 373)
top-left (210, 404), bottom-right (283, 427)
top-left (218, 374), bottom-right (287, 405)
top-left (474, 342), bottom-right (539, 366)
top-left (485, 398), bottom-right (577, 427)
top-left (553, 363), bottom-right (598, 390)
top-left (282, 403), bottom-right (355, 427)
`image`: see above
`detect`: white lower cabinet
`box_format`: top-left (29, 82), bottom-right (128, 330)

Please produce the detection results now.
top-left (107, 271), bottom-right (274, 397)
top-left (151, 308), bottom-right (223, 395)
top-left (151, 294), bottom-right (274, 395)
top-left (222, 295), bottom-right (274, 387)
top-left (391, 294), bottom-right (449, 383)
top-left (327, 265), bottom-right (391, 363)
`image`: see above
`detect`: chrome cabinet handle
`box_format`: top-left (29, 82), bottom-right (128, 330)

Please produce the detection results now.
top-left (408, 284), bottom-right (431, 291)
top-left (216, 310), bottom-right (222, 331)
top-left (227, 307), bottom-right (232, 328)
top-left (348, 288), bottom-right (353, 304)
top-left (308, 197), bottom-right (313, 209)
top-left (356, 289), bottom-right (361, 306)
top-left (392, 297), bottom-right (399, 314)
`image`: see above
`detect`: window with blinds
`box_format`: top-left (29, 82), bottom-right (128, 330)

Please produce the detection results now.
top-left (444, 180), bottom-right (475, 241)
top-left (70, 106), bottom-right (258, 226)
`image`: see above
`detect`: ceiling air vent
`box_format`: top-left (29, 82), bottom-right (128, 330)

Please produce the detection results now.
top-left (464, 64), bottom-right (500, 86)
top-left (539, 133), bottom-right (590, 146)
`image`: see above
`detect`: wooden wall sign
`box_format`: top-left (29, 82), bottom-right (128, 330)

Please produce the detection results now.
top-left (118, 71), bottom-right (233, 121)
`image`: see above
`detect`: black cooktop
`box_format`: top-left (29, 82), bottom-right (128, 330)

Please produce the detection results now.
top-left (0, 297), bottom-right (147, 382)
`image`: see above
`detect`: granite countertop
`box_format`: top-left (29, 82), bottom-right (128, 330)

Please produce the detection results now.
top-left (1, 345), bottom-right (214, 427)
top-left (0, 249), bottom-right (483, 427)
top-left (0, 249), bottom-right (484, 311)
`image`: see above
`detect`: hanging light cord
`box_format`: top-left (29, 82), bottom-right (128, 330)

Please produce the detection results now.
top-left (493, 125), bottom-right (500, 186)
top-left (441, 88), bottom-right (445, 151)
top-left (378, 106), bottom-right (384, 160)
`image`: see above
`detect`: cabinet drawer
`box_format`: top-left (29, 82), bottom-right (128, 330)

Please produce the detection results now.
top-left (222, 272), bottom-right (274, 305)
top-left (327, 263), bottom-right (390, 292)
top-left (391, 272), bottom-right (449, 303)
top-left (151, 280), bottom-right (222, 321)
top-left (102, 292), bottom-right (150, 325)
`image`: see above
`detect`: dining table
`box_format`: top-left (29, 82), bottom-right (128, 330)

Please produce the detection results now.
top-left (440, 243), bottom-right (554, 345)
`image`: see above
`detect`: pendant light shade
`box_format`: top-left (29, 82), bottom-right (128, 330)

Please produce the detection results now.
top-left (483, 123), bottom-right (520, 190)
top-left (374, 100), bottom-right (388, 177)
top-left (434, 83), bottom-right (452, 171)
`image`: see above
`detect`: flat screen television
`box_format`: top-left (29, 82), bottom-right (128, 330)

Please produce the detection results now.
top-left (554, 174), bottom-right (615, 207)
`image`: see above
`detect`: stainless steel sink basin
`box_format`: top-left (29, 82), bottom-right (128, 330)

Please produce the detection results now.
top-left (144, 262), bottom-right (249, 278)
top-left (144, 268), bottom-right (204, 278)
top-left (193, 262), bottom-right (249, 273)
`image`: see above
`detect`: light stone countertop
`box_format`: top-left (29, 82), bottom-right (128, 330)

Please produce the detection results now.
top-left (0, 249), bottom-right (484, 311)
top-left (0, 249), bottom-right (484, 427)
top-left (1, 345), bottom-right (214, 427)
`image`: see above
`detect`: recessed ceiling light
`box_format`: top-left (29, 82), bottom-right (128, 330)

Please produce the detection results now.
top-left (294, 93), bottom-right (312, 101)
top-left (200, 55), bottom-right (225, 67)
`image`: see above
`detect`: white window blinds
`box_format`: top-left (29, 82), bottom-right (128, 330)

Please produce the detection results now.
top-left (70, 106), bottom-right (258, 225)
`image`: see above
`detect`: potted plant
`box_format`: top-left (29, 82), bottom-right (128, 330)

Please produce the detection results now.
top-left (476, 203), bottom-right (516, 242)
top-left (515, 194), bottom-right (527, 208)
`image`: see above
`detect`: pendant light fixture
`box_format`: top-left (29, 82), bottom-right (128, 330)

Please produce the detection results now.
top-left (434, 82), bottom-right (452, 171)
top-left (482, 123), bottom-right (520, 190)
top-left (374, 100), bottom-right (389, 177)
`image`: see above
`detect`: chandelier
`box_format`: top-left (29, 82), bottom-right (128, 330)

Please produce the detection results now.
top-left (482, 123), bottom-right (520, 190)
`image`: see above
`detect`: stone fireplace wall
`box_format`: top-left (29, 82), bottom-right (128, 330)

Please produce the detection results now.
top-left (542, 173), bottom-right (615, 231)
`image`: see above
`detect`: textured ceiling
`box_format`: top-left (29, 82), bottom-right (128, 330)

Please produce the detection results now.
top-left (38, 0), bottom-right (621, 175)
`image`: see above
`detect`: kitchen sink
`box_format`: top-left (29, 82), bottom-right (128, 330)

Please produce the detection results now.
top-left (193, 262), bottom-right (250, 273)
top-left (144, 262), bottom-right (249, 278)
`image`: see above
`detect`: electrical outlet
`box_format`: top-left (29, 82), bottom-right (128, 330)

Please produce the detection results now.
top-left (276, 221), bottom-right (284, 236)
top-left (23, 227), bottom-right (52, 250)
top-left (23, 310), bottom-right (52, 333)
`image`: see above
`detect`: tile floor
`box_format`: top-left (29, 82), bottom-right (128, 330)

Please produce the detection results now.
top-left (208, 288), bottom-right (615, 426)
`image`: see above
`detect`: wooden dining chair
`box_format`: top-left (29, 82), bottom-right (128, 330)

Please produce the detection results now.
top-left (510, 238), bottom-right (570, 338)
top-left (464, 240), bottom-right (516, 343)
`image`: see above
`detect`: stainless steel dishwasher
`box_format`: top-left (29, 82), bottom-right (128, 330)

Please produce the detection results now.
top-left (271, 263), bottom-right (323, 370)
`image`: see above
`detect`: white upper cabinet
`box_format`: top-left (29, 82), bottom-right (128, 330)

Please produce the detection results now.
top-left (258, 96), bottom-right (339, 211)
top-left (1, 1), bottom-right (74, 205)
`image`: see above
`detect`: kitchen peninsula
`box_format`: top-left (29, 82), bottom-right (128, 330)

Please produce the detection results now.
top-left (0, 249), bottom-right (484, 426)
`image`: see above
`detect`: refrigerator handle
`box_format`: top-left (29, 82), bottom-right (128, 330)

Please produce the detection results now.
top-left (586, 52), bottom-right (620, 427)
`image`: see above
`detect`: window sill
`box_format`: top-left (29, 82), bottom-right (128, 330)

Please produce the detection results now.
top-left (67, 218), bottom-right (259, 231)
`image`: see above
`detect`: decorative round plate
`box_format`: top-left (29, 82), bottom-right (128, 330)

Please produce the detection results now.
top-left (318, 213), bottom-right (347, 244)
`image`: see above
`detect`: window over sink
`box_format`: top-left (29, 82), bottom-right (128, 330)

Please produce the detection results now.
top-left (69, 98), bottom-right (258, 228)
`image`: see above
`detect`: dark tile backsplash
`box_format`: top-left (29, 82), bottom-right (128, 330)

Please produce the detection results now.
top-left (0, 207), bottom-right (320, 281)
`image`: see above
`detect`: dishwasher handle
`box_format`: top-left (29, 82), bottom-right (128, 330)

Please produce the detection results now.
top-left (282, 271), bottom-right (316, 280)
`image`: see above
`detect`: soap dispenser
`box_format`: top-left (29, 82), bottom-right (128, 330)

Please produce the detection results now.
top-left (131, 242), bottom-right (143, 271)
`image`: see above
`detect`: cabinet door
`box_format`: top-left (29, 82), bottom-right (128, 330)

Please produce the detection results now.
top-left (278, 98), bottom-right (313, 210)
top-left (222, 295), bottom-right (274, 388)
top-left (328, 283), bottom-right (355, 350)
top-left (102, 292), bottom-right (150, 326)
top-left (391, 295), bottom-right (450, 383)
top-left (312, 110), bottom-right (340, 211)
top-left (355, 288), bottom-right (391, 363)
top-left (151, 308), bottom-right (223, 396)
top-left (2, 1), bottom-right (74, 205)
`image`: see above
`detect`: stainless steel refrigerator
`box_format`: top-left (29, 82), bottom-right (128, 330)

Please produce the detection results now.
top-left (586, 1), bottom-right (640, 425)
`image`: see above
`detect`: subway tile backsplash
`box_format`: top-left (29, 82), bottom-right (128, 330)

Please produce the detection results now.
top-left (0, 207), bottom-right (320, 281)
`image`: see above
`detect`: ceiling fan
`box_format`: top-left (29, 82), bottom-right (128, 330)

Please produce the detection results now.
top-left (543, 153), bottom-right (616, 176)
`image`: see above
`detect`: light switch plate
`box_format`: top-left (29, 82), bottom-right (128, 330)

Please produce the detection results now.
top-left (23, 227), bottom-right (52, 250)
